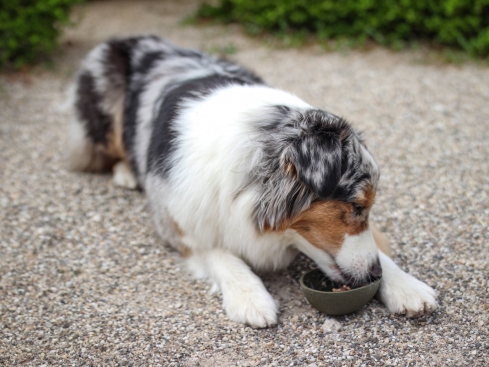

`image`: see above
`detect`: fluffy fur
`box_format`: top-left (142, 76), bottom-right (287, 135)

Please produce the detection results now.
top-left (68, 35), bottom-right (438, 327)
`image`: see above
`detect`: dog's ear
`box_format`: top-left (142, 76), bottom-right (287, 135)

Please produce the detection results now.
top-left (283, 118), bottom-right (349, 198)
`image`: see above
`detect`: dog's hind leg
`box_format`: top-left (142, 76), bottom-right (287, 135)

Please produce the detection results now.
top-left (66, 115), bottom-right (117, 172)
top-left (186, 249), bottom-right (279, 328)
top-left (66, 116), bottom-right (101, 171)
top-left (67, 39), bottom-right (132, 173)
top-left (113, 161), bottom-right (138, 189)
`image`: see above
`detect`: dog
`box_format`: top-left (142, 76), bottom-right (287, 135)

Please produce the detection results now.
top-left (67, 35), bottom-right (438, 327)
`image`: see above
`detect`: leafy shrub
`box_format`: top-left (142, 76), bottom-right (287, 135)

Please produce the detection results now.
top-left (0, 0), bottom-right (84, 69)
top-left (198, 0), bottom-right (489, 58)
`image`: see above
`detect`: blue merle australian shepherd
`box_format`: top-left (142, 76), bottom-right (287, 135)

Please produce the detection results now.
top-left (68, 35), bottom-right (437, 327)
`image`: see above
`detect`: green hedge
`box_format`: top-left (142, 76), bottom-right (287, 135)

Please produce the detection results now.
top-left (198, 0), bottom-right (489, 58)
top-left (0, 0), bottom-right (83, 70)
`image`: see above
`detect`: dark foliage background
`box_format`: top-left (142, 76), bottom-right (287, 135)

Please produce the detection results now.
top-left (198, 0), bottom-right (489, 58)
top-left (0, 0), bottom-right (83, 69)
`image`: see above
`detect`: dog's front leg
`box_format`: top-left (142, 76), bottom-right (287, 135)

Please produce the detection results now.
top-left (187, 249), bottom-right (278, 328)
top-left (377, 251), bottom-right (438, 317)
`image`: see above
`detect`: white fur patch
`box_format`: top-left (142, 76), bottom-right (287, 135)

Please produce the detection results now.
top-left (293, 233), bottom-right (346, 283)
top-left (378, 252), bottom-right (438, 317)
top-left (66, 117), bottom-right (93, 171)
top-left (186, 249), bottom-right (279, 328)
top-left (81, 43), bottom-right (109, 97)
top-left (335, 229), bottom-right (379, 280)
top-left (113, 161), bottom-right (138, 189)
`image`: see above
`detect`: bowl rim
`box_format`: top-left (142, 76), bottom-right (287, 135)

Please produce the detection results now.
top-left (300, 268), bottom-right (382, 295)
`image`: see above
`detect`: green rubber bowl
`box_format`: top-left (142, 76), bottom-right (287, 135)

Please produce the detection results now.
top-left (300, 269), bottom-right (382, 316)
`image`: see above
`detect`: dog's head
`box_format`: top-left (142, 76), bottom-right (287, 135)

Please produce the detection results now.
top-left (253, 107), bottom-right (381, 287)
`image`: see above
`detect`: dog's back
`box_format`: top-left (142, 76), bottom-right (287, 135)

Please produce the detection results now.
top-left (67, 35), bottom-right (263, 178)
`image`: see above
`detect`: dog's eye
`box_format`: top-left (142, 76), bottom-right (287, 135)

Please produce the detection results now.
top-left (352, 204), bottom-right (364, 215)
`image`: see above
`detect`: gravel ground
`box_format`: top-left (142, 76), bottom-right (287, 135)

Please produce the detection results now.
top-left (1, 1), bottom-right (488, 366)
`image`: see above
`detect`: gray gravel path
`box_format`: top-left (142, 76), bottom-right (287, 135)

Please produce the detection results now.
top-left (1, 1), bottom-right (488, 366)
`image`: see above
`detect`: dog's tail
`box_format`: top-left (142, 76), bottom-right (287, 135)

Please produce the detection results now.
top-left (67, 39), bottom-right (133, 172)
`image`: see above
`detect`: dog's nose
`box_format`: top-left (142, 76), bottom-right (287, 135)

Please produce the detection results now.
top-left (369, 261), bottom-right (382, 280)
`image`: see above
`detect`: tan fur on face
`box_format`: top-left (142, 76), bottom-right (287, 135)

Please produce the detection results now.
top-left (356, 185), bottom-right (376, 208)
top-left (290, 186), bottom-right (376, 254)
top-left (370, 221), bottom-right (391, 256)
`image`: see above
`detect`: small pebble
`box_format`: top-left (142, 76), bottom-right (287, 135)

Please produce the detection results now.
top-left (321, 318), bottom-right (342, 333)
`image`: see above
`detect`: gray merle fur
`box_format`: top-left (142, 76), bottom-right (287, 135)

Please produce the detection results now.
top-left (123, 49), bottom-right (168, 177)
top-left (249, 107), bottom-right (378, 231)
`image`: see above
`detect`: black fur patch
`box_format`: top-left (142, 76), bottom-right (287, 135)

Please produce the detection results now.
top-left (104, 39), bottom-right (134, 90)
top-left (75, 71), bottom-right (112, 145)
top-left (147, 75), bottom-right (262, 175)
top-left (285, 111), bottom-right (351, 198)
top-left (135, 51), bottom-right (166, 74)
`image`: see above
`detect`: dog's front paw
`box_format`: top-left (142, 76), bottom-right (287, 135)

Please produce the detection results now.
top-left (378, 272), bottom-right (438, 318)
top-left (223, 286), bottom-right (278, 328)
